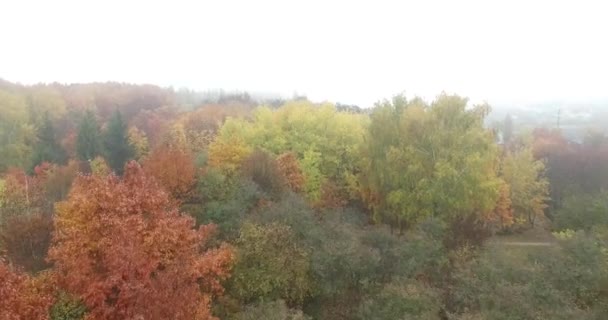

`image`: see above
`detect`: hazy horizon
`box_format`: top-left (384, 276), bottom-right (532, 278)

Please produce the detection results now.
top-left (2, 0), bottom-right (607, 107)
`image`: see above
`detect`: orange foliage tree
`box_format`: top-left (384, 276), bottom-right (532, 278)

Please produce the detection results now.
top-left (488, 181), bottom-right (514, 231)
top-left (142, 145), bottom-right (197, 200)
top-left (315, 181), bottom-right (348, 209)
top-left (48, 162), bottom-right (234, 320)
top-left (276, 152), bottom-right (305, 193)
top-left (0, 259), bottom-right (55, 320)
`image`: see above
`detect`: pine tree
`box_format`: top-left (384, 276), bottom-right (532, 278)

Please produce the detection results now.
top-left (30, 112), bottom-right (67, 170)
top-left (76, 109), bottom-right (102, 161)
top-left (103, 110), bottom-right (133, 175)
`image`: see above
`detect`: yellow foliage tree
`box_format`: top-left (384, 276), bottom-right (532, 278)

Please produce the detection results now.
top-left (501, 142), bottom-right (550, 228)
top-left (128, 126), bottom-right (149, 160)
top-left (207, 136), bottom-right (252, 175)
top-left (213, 101), bottom-right (367, 202)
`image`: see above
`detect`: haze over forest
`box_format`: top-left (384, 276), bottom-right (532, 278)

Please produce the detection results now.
top-left (2, 0), bottom-right (607, 106)
top-left (2, 1), bottom-right (608, 320)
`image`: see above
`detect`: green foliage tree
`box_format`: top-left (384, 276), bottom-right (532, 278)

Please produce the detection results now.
top-left (0, 89), bottom-right (35, 171)
top-left (30, 112), bottom-right (67, 170)
top-left (501, 141), bottom-right (549, 227)
top-left (50, 292), bottom-right (87, 320)
top-left (127, 126), bottom-right (149, 160)
top-left (75, 110), bottom-right (102, 161)
top-left (360, 94), bottom-right (501, 232)
top-left (186, 170), bottom-right (262, 241)
top-left (103, 110), bottom-right (134, 175)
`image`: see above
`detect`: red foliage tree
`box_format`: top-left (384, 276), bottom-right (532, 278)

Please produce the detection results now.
top-left (131, 107), bottom-right (178, 148)
top-left (0, 259), bottom-right (55, 320)
top-left (48, 162), bottom-right (234, 320)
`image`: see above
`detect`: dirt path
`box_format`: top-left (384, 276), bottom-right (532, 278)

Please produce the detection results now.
top-left (495, 241), bottom-right (554, 246)
top-left (489, 227), bottom-right (557, 247)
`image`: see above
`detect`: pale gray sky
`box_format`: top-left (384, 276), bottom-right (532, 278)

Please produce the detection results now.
top-left (1, 0), bottom-right (607, 107)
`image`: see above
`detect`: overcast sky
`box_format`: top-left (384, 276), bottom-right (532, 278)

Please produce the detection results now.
top-left (1, 0), bottom-right (607, 107)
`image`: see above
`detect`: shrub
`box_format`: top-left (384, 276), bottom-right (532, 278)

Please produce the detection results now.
top-left (553, 192), bottom-right (608, 231)
top-left (357, 279), bottom-right (442, 320)
top-left (448, 243), bottom-right (594, 319)
top-left (229, 222), bottom-right (313, 306)
top-left (232, 300), bottom-right (310, 320)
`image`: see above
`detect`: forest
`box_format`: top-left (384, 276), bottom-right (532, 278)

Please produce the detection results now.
top-left (0, 80), bottom-right (607, 320)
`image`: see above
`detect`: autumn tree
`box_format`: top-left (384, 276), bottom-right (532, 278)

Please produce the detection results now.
top-left (143, 145), bottom-right (197, 200)
top-left (76, 110), bottom-right (102, 161)
top-left (213, 101), bottom-right (366, 201)
top-left (103, 110), bottom-right (133, 175)
top-left (359, 94), bottom-right (501, 232)
top-left (531, 128), bottom-right (580, 213)
top-left (0, 165), bottom-right (54, 273)
top-left (128, 126), bottom-right (149, 160)
top-left (0, 259), bottom-right (55, 320)
top-left (48, 162), bottom-right (234, 320)
top-left (44, 161), bottom-right (79, 204)
top-left (131, 107), bottom-right (178, 148)
top-left (501, 142), bottom-right (549, 227)
top-left (490, 181), bottom-right (514, 231)
top-left (276, 152), bottom-right (305, 193)
top-left (89, 156), bottom-right (111, 176)
top-left (241, 149), bottom-right (285, 199)
top-left (207, 135), bottom-right (252, 175)
top-left (0, 213), bottom-right (53, 273)
top-left (0, 166), bottom-right (48, 219)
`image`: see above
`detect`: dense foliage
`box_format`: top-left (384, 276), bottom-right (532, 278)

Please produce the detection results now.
top-left (0, 81), bottom-right (606, 319)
